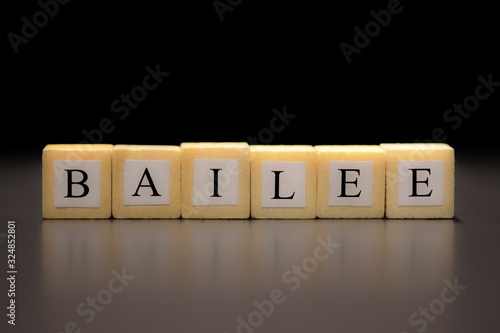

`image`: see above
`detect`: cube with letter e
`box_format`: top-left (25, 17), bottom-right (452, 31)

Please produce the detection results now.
top-left (381, 143), bottom-right (454, 219)
top-left (316, 145), bottom-right (386, 218)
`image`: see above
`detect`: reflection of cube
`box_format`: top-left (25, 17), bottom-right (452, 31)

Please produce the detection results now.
top-left (381, 143), bottom-right (454, 218)
top-left (250, 145), bottom-right (316, 219)
top-left (181, 142), bottom-right (250, 219)
top-left (42, 144), bottom-right (113, 219)
top-left (112, 145), bottom-right (181, 219)
top-left (316, 145), bottom-right (386, 218)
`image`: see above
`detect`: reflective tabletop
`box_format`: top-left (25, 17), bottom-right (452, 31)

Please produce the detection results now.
top-left (1, 150), bottom-right (499, 333)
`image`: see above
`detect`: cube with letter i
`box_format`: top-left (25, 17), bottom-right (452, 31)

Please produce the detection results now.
top-left (381, 143), bottom-right (455, 219)
top-left (112, 145), bottom-right (181, 219)
top-left (316, 145), bottom-right (386, 218)
top-left (250, 145), bottom-right (316, 219)
top-left (181, 142), bottom-right (250, 219)
top-left (42, 144), bottom-right (113, 219)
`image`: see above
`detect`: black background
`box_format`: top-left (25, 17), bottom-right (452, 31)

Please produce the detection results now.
top-left (3, 0), bottom-right (499, 152)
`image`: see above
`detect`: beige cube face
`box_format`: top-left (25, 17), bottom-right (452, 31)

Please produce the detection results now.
top-left (251, 145), bottom-right (316, 219)
top-left (316, 145), bottom-right (386, 218)
top-left (112, 145), bottom-right (181, 219)
top-left (181, 142), bottom-right (250, 219)
top-left (42, 144), bottom-right (113, 219)
top-left (381, 143), bottom-right (454, 219)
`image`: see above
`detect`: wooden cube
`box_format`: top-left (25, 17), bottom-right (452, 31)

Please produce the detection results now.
top-left (42, 144), bottom-right (113, 219)
top-left (181, 142), bottom-right (250, 219)
top-left (250, 145), bottom-right (316, 219)
top-left (316, 145), bottom-right (386, 218)
top-left (381, 143), bottom-right (454, 218)
top-left (112, 145), bottom-right (181, 218)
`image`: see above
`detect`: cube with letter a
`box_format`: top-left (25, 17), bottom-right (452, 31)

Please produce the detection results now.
top-left (181, 142), bottom-right (250, 219)
top-left (381, 143), bottom-right (455, 219)
top-left (42, 144), bottom-right (113, 219)
top-left (112, 145), bottom-right (180, 218)
top-left (316, 145), bottom-right (386, 218)
top-left (250, 145), bottom-right (316, 219)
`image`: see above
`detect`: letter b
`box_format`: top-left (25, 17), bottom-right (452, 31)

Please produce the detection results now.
top-left (64, 169), bottom-right (90, 198)
top-left (53, 160), bottom-right (102, 208)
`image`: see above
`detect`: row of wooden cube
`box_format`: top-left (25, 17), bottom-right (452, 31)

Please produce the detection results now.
top-left (42, 143), bottom-right (454, 219)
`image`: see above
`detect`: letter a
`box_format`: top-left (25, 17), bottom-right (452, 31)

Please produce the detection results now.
top-left (132, 168), bottom-right (161, 197)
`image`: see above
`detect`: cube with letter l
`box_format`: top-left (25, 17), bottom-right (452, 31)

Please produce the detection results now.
top-left (250, 145), bottom-right (316, 219)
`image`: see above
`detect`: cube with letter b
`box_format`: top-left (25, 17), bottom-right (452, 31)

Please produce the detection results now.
top-left (316, 145), bottom-right (386, 218)
top-left (381, 143), bottom-right (455, 219)
top-left (112, 145), bottom-right (181, 218)
top-left (250, 145), bottom-right (316, 219)
top-left (181, 142), bottom-right (250, 219)
top-left (42, 144), bottom-right (113, 219)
